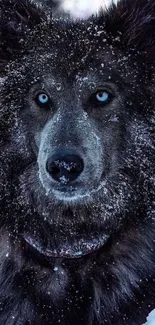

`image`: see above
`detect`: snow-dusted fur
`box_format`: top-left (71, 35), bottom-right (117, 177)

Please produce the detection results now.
top-left (0, 0), bottom-right (155, 324)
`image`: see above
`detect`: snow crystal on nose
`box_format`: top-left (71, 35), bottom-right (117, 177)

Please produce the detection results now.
top-left (59, 175), bottom-right (69, 184)
top-left (55, 160), bottom-right (77, 171)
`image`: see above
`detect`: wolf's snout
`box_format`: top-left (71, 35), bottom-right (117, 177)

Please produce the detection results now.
top-left (46, 150), bottom-right (84, 183)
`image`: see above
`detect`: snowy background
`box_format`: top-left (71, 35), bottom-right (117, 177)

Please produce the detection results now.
top-left (61, 0), bottom-right (119, 18)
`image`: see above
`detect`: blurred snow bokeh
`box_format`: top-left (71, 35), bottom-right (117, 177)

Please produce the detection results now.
top-left (61, 0), bottom-right (119, 18)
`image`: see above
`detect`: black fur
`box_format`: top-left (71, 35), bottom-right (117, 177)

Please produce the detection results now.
top-left (0, 0), bottom-right (155, 324)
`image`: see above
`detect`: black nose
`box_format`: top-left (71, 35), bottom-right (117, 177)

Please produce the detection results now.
top-left (46, 151), bottom-right (84, 183)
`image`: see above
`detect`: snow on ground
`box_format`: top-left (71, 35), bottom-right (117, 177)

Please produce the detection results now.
top-left (61, 0), bottom-right (119, 18)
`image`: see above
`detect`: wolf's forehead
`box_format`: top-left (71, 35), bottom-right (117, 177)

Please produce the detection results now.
top-left (42, 73), bottom-right (97, 88)
top-left (26, 38), bottom-right (113, 74)
top-left (24, 47), bottom-right (97, 77)
top-left (27, 19), bottom-right (110, 61)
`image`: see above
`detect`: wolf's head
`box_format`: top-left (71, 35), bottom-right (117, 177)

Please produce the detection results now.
top-left (0, 0), bottom-right (155, 258)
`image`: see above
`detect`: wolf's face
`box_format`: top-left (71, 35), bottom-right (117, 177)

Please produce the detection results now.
top-left (23, 52), bottom-right (133, 201)
top-left (1, 1), bottom-right (154, 259)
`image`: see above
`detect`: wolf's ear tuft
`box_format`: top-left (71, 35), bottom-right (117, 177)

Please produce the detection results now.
top-left (103, 0), bottom-right (155, 65)
top-left (0, 0), bottom-right (46, 71)
top-left (122, 0), bottom-right (155, 59)
top-left (123, 0), bottom-right (155, 62)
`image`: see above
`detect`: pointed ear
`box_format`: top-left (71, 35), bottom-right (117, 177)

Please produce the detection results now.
top-left (0, 0), bottom-right (46, 72)
top-left (104, 0), bottom-right (155, 65)
top-left (122, 0), bottom-right (155, 62)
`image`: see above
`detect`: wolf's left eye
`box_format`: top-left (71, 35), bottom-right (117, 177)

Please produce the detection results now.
top-left (35, 92), bottom-right (52, 109)
top-left (38, 93), bottom-right (49, 104)
top-left (90, 90), bottom-right (113, 106)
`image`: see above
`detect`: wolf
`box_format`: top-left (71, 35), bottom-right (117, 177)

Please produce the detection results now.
top-left (0, 0), bottom-right (155, 324)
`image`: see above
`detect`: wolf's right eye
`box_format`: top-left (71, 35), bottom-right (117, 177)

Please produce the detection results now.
top-left (34, 92), bottom-right (52, 109)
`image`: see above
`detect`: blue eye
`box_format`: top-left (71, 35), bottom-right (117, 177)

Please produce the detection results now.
top-left (90, 89), bottom-right (113, 106)
top-left (38, 93), bottom-right (49, 104)
top-left (35, 92), bottom-right (52, 109)
top-left (96, 91), bottom-right (109, 102)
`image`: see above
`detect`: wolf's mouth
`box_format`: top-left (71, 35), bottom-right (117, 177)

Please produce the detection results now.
top-left (23, 233), bottom-right (110, 259)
